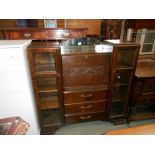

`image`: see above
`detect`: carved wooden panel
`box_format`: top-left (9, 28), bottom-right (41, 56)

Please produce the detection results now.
top-left (70, 65), bottom-right (104, 76)
top-left (62, 54), bottom-right (111, 87)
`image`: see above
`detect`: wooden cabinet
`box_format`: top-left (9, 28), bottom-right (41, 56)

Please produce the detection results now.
top-left (27, 43), bottom-right (64, 134)
top-left (130, 59), bottom-right (155, 121)
top-left (106, 40), bottom-right (140, 124)
top-left (1, 27), bottom-right (143, 132)
top-left (61, 38), bottom-right (113, 124)
top-left (1, 28), bottom-right (87, 40)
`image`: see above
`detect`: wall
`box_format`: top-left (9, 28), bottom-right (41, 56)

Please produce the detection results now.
top-left (65, 19), bottom-right (101, 35)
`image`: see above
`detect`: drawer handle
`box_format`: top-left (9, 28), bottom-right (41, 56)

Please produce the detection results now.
top-left (62, 32), bottom-right (70, 37)
top-left (80, 105), bottom-right (92, 109)
top-left (24, 33), bottom-right (32, 38)
top-left (80, 115), bottom-right (92, 120)
top-left (81, 94), bottom-right (93, 98)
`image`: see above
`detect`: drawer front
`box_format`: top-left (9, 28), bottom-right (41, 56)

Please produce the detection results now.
top-left (62, 54), bottom-right (110, 86)
top-left (65, 112), bottom-right (106, 124)
top-left (64, 90), bottom-right (108, 104)
top-left (65, 101), bottom-right (107, 114)
top-left (6, 30), bottom-right (46, 39)
top-left (47, 30), bottom-right (86, 40)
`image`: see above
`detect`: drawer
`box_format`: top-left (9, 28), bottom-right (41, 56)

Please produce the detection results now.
top-left (65, 101), bottom-right (107, 114)
top-left (47, 29), bottom-right (86, 40)
top-left (6, 30), bottom-right (46, 39)
top-left (65, 111), bottom-right (106, 124)
top-left (64, 90), bottom-right (108, 104)
top-left (0, 48), bottom-right (25, 72)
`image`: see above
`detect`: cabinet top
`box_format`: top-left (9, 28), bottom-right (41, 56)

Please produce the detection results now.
top-left (60, 38), bottom-right (113, 55)
top-left (0, 40), bottom-right (31, 48)
top-left (104, 39), bottom-right (140, 46)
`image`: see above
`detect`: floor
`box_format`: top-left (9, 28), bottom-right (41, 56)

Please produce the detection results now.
top-left (55, 119), bottom-right (155, 135)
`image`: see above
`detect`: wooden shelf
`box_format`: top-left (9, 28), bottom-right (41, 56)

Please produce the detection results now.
top-left (35, 71), bottom-right (57, 77)
top-left (40, 101), bottom-right (59, 110)
top-left (39, 95), bottom-right (59, 110)
top-left (38, 84), bottom-right (58, 93)
top-left (116, 64), bottom-right (134, 70)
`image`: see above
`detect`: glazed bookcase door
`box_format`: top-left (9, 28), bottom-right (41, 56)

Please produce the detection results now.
top-left (108, 45), bottom-right (140, 122)
top-left (28, 47), bottom-right (64, 134)
top-left (30, 48), bottom-right (61, 77)
top-left (36, 76), bottom-right (62, 126)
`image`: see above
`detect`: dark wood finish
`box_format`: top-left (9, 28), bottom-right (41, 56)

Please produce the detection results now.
top-left (62, 54), bottom-right (110, 87)
top-left (64, 90), bottom-right (108, 104)
top-left (62, 45), bottom-right (111, 124)
top-left (100, 20), bottom-right (123, 41)
top-left (129, 59), bottom-right (155, 121)
top-left (106, 40), bottom-right (140, 124)
top-left (2, 26), bottom-right (146, 132)
top-left (65, 19), bottom-right (101, 35)
top-left (65, 111), bottom-right (106, 124)
top-left (0, 28), bottom-right (87, 40)
top-left (27, 43), bottom-right (64, 134)
top-left (64, 101), bottom-right (107, 114)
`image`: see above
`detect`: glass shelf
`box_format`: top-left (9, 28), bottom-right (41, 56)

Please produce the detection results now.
top-left (39, 92), bottom-right (59, 110)
top-left (33, 52), bottom-right (56, 73)
top-left (37, 77), bottom-right (58, 93)
top-left (116, 49), bottom-right (136, 68)
top-left (42, 108), bottom-right (61, 126)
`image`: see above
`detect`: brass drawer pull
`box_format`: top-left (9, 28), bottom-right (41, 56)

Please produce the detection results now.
top-left (62, 32), bottom-right (70, 37)
top-left (80, 115), bottom-right (92, 120)
top-left (81, 94), bottom-right (93, 98)
top-left (80, 105), bottom-right (92, 109)
top-left (24, 33), bottom-right (32, 38)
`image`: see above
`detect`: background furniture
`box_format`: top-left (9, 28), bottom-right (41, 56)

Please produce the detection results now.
top-left (0, 116), bottom-right (29, 135)
top-left (129, 59), bottom-right (155, 121)
top-left (0, 40), bottom-right (39, 134)
top-left (136, 29), bottom-right (155, 55)
top-left (124, 19), bottom-right (155, 60)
